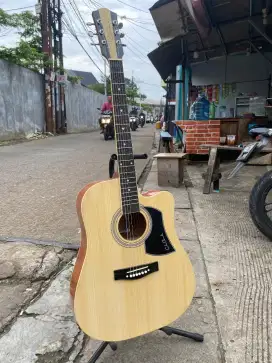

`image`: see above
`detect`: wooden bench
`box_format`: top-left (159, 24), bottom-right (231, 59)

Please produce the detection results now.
top-left (154, 153), bottom-right (187, 187)
top-left (201, 144), bottom-right (272, 194)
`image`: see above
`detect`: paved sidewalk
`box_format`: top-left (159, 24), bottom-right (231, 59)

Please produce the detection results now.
top-left (186, 163), bottom-right (272, 363)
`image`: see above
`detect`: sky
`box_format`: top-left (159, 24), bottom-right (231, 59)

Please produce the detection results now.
top-left (0, 0), bottom-right (165, 102)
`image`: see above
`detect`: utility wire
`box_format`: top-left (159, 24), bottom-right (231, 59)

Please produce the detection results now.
top-left (126, 19), bottom-right (157, 33)
top-left (4, 5), bottom-right (35, 12)
top-left (63, 0), bottom-right (104, 61)
top-left (126, 45), bottom-right (153, 66)
top-left (126, 36), bottom-right (149, 60)
top-left (116, 0), bottom-right (149, 14)
top-left (125, 33), bottom-right (150, 55)
top-left (62, 18), bottom-right (104, 75)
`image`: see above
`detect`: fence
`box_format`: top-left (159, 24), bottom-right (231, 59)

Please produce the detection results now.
top-left (65, 83), bottom-right (106, 133)
top-left (0, 60), bottom-right (45, 141)
top-left (0, 59), bottom-right (106, 140)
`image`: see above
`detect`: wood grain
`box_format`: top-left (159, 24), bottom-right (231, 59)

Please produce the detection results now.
top-left (72, 178), bottom-right (195, 342)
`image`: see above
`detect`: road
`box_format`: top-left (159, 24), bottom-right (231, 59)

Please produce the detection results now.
top-left (0, 125), bottom-right (154, 243)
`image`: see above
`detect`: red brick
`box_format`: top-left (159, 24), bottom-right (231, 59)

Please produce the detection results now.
top-left (208, 126), bottom-right (220, 130)
top-left (207, 137), bottom-right (220, 143)
top-left (179, 121), bottom-right (196, 126)
top-left (193, 133), bottom-right (206, 137)
top-left (196, 149), bottom-right (209, 154)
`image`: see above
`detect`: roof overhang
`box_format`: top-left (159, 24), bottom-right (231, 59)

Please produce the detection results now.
top-left (149, 0), bottom-right (272, 79)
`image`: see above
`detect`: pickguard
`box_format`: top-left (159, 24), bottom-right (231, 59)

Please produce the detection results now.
top-left (145, 207), bottom-right (175, 255)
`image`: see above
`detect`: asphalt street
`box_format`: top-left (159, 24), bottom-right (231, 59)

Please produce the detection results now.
top-left (0, 125), bottom-right (154, 243)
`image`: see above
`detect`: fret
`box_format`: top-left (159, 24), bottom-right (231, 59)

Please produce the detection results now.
top-left (109, 59), bottom-right (140, 214)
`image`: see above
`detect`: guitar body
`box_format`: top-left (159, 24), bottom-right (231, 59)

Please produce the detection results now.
top-left (71, 178), bottom-right (195, 342)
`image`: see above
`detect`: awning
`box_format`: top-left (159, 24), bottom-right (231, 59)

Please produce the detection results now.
top-left (147, 36), bottom-right (184, 81)
top-left (149, 0), bottom-right (211, 42)
top-left (149, 0), bottom-right (272, 67)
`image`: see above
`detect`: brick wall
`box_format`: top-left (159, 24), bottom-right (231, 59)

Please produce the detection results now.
top-left (176, 120), bottom-right (220, 154)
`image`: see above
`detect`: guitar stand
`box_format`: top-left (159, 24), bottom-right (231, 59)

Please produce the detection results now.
top-left (87, 326), bottom-right (204, 363)
top-left (109, 153), bottom-right (148, 178)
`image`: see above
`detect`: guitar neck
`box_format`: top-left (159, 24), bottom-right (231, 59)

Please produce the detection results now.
top-left (109, 59), bottom-right (140, 215)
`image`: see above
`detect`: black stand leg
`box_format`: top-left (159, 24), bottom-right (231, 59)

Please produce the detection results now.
top-left (88, 342), bottom-right (117, 363)
top-left (160, 326), bottom-right (204, 342)
top-left (87, 327), bottom-right (203, 362)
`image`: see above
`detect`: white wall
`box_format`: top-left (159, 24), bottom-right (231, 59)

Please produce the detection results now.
top-left (65, 83), bottom-right (106, 133)
top-left (191, 53), bottom-right (272, 117)
top-left (0, 60), bottom-right (45, 140)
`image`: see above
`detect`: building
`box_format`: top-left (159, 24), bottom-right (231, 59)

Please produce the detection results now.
top-left (66, 69), bottom-right (99, 87)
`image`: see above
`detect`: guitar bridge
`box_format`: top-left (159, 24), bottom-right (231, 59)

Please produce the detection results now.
top-left (114, 262), bottom-right (159, 281)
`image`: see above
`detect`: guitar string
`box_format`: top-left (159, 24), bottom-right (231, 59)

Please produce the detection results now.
top-left (117, 59), bottom-right (134, 244)
top-left (116, 60), bottom-right (137, 243)
top-left (110, 60), bottom-right (136, 241)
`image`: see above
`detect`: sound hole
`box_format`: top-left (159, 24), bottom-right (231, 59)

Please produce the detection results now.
top-left (118, 212), bottom-right (147, 241)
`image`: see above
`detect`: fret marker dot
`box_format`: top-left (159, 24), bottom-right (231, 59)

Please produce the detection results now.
top-left (128, 189), bottom-right (130, 191)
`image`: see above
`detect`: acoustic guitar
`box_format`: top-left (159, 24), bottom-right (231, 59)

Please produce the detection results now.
top-left (70, 8), bottom-right (195, 342)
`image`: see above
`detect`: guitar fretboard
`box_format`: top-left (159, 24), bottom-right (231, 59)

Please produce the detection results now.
top-left (109, 59), bottom-right (140, 215)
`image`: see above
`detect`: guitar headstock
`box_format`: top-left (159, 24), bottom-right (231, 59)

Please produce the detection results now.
top-left (92, 8), bottom-right (124, 60)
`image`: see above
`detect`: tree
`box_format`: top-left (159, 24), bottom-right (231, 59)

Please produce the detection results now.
top-left (88, 75), bottom-right (111, 95)
top-left (0, 9), bottom-right (44, 72)
top-left (142, 103), bottom-right (153, 113)
top-left (88, 74), bottom-right (147, 107)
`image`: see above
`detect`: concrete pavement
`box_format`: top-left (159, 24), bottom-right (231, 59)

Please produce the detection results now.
top-left (0, 134), bottom-right (223, 363)
top-left (0, 126), bottom-right (154, 243)
top-left (1, 128), bottom-right (271, 362)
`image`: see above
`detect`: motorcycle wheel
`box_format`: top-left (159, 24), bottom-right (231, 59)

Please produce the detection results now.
top-left (249, 170), bottom-right (272, 240)
top-left (104, 129), bottom-right (109, 141)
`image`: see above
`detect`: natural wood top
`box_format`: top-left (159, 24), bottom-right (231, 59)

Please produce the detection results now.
top-left (154, 153), bottom-right (187, 159)
top-left (201, 144), bottom-right (243, 151)
top-left (201, 144), bottom-right (272, 152)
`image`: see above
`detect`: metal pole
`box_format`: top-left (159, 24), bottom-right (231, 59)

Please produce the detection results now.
top-left (52, 0), bottom-right (61, 133)
top-left (48, 0), bottom-right (55, 133)
top-left (41, 0), bottom-right (53, 133)
top-left (58, 0), bottom-right (66, 132)
top-left (104, 59), bottom-right (107, 96)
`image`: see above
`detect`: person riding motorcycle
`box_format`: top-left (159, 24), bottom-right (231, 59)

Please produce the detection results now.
top-left (99, 96), bottom-right (113, 132)
top-left (129, 106), bottom-right (138, 116)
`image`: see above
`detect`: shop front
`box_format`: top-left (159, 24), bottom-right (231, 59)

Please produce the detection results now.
top-left (148, 0), bottom-right (272, 155)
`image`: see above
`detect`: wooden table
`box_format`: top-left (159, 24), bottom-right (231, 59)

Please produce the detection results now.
top-left (201, 144), bottom-right (272, 194)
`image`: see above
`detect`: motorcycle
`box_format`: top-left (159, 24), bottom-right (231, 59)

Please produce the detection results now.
top-left (99, 110), bottom-right (114, 141)
top-left (129, 115), bottom-right (138, 131)
top-left (139, 114), bottom-right (145, 128)
top-left (228, 127), bottom-right (272, 240)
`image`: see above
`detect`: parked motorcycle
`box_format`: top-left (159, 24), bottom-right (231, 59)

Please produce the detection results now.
top-left (129, 115), bottom-right (138, 131)
top-left (228, 127), bottom-right (272, 240)
top-left (99, 110), bottom-right (114, 141)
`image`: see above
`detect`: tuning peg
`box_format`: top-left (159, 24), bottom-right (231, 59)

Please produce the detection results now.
top-left (118, 22), bottom-right (123, 29)
top-left (120, 33), bottom-right (125, 38)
